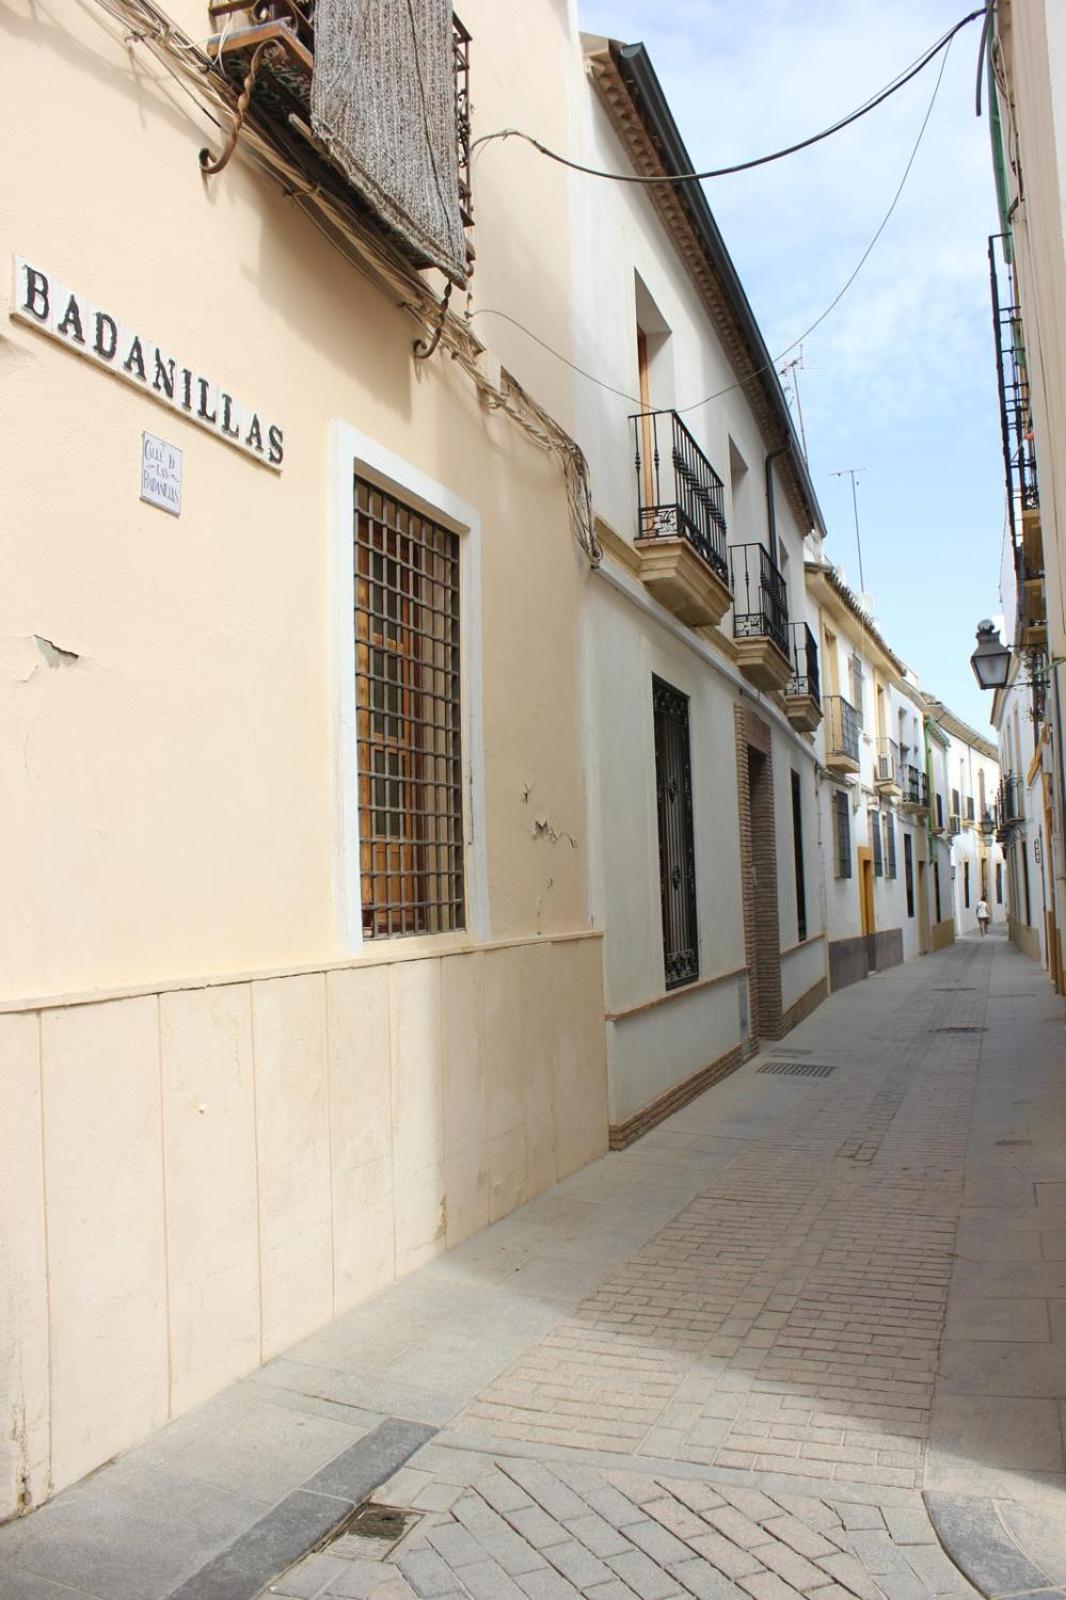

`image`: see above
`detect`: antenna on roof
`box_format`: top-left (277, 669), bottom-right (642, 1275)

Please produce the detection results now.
top-left (830, 467), bottom-right (868, 593)
top-left (778, 345), bottom-right (810, 460)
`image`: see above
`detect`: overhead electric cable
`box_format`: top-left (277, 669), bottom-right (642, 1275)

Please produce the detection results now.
top-left (468, 34), bottom-right (953, 420)
top-left (471, 9), bottom-right (982, 184)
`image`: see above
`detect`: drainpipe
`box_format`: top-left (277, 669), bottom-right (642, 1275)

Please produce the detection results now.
top-left (764, 445), bottom-right (789, 565)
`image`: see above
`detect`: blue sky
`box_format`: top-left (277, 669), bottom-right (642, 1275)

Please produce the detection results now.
top-left (575, 0), bottom-right (1005, 732)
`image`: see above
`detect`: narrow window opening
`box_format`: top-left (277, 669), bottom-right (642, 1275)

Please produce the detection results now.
top-left (791, 770), bottom-right (807, 942)
top-left (653, 677), bottom-right (698, 989)
top-left (904, 833), bottom-right (915, 917)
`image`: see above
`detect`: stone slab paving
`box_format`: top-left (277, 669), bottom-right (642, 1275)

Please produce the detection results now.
top-left (2, 934), bottom-right (1064, 1600)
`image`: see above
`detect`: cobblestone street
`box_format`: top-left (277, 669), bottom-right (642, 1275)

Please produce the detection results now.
top-left (3, 933), bottom-right (1064, 1600)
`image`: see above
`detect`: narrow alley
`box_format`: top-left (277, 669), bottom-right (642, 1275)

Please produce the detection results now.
top-left (3, 932), bottom-right (1063, 1600)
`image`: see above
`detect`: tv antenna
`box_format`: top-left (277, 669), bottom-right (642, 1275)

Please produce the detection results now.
top-left (830, 467), bottom-right (868, 593)
top-left (778, 346), bottom-right (810, 460)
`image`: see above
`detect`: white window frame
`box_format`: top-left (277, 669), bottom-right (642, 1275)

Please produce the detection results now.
top-left (329, 421), bottom-right (488, 953)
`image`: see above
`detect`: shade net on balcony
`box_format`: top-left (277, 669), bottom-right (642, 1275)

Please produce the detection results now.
top-left (311, 0), bottom-right (468, 284)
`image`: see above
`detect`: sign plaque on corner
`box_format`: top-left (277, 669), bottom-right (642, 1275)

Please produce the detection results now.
top-left (141, 432), bottom-right (183, 516)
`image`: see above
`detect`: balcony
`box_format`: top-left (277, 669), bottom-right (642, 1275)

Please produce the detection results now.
top-left (783, 622), bottom-right (822, 733)
top-left (901, 764), bottom-right (928, 814)
top-left (989, 233), bottom-right (1046, 647)
top-left (205, 4), bottom-right (474, 283)
top-left (997, 773), bottom-right (1024, 839)
top-left (631, 409), bottom-right (731, 627)
top-left (729, 542), bottom-right (791, 691)
top-left (875, 737), bottom-right (903, 798)
top-left (824, 695), bottom-right (860, 775)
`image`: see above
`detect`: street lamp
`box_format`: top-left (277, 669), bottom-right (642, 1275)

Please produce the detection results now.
top-left (970, 620), bottom-right (1011, 690)
top-left (979, 808), bottom-right (995, 840)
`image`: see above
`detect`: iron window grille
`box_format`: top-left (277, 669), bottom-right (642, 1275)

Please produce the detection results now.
top-left (730, 542), bottom-right (789, 656)
top-left (964, 861), bottom-right (970, 908)
top-left (996, 861), bottom-right (1003, 903)
top-left (355, 476), bottom-right (464, 939)
top-left (965, 795), bottom-right (976, 822)
top-left (936, 793), bottom-right (944, 830)
top-left (884, 812), bottom-right (897, 880)
top-left (832, 789), bottom-right (852, 879)
top-left (904, 832), bottom-right (915, 917)
top-left (652, 677), bottom-right (699, 989)
top-left (871, 809), bottom-right (883, 877)
top-left (791, 770), bottom-right (807, 942)
top-left (631, 409), bottom-right (728, 582)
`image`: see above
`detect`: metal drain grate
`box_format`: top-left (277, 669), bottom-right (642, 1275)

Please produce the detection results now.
top-left (933, 1025), bottom-right (986, 1034)
top-left (758, 1060), bottom-right (836, 1078)
top-left (315, 1503), bottom-right (418, 1558)
top-left (994, 1138), bottom-right (1032, 1147)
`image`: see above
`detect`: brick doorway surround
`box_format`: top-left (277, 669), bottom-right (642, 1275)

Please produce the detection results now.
top-left (735, 705), bottom-right (783, 1041)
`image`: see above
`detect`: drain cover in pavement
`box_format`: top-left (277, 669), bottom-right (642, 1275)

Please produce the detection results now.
top-left (995, 1138), bottom-right (1033, 1147)
top-left (934, 1025), bottom-right (986, 1034)
top-left (758, 1060), bottom-right (836, 1078)
top-left (316, 1502), bottom-right (418, 1557)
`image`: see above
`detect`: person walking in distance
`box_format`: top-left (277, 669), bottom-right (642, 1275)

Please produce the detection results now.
top-left (976, 896), bottom-right (991, 937)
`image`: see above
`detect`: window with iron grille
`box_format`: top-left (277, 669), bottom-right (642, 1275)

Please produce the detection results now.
top-left (934, 861), bottom-right (942, 922)
top-left (996, 861), bottom-right (1003, 904)
top-left (936, 792), bottom-right (944, 829)
top-left (871, 809), bottom-right (883, 877)
top-left (903, 832), bottom-right (914, 917)
top-left (964, 860), bottom-right (970, 908)
top-left (952, 787), bottom-right (960, 818)
top-left (355, 476), bottom-right (463, 939)
top-left (791, 770), bottom-right (807, 942)
top-left (832, 789), bottom-right (851, 879)
top-left (884, 811), bottom-right (897, 880)
top-left (653, 677), bottom-right (699, 989)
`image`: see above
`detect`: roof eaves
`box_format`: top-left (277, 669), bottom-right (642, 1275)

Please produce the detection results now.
top-left (592, 39), bottom-right (827, 538)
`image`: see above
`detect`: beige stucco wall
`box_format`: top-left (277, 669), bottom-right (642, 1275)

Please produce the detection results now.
top-left (0, 0), bottom-right (611, 1515)
top-left (0, 936), bottom-right (608, 1515)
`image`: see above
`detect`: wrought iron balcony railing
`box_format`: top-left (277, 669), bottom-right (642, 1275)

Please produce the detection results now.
top-left (997, 773), bottom-right (1024, 831)
top-left (989, 233), bottom-right (1041, 580)
top-left (876, 737), bottom-right (902, 790)
top-left (786, 621), bottom-right (820, 704)
top-left (903, 764), bottom-right (927, 807)
top-left (631, 409), bottom-right (728, 583)
top-left (730, 542), bottom-right (789, 655)
top-left (824, 695), bottom-right (860, 764)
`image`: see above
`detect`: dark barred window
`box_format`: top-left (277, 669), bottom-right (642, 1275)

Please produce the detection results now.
top-left (653, 677), bottom-right (699, 989)
top-left (355, 477), bottom-right (463, 938)
top-left (871, 808), bottom-right (883, 877)
top-left (833, 789), bottom-right (851, 879)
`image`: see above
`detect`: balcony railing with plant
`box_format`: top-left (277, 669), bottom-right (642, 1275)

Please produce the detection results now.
top-left (631, 409), bottom-right (728, 582)
top-left (729, 542), bottom-right (789, 656)
top-left (903, 764), bottom-right (928, 808)
top-left (825, 695), bottom-right (860, 764)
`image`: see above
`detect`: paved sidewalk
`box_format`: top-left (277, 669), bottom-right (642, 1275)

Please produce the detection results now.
top-left (2, 934), bottom-right (1064, 1600)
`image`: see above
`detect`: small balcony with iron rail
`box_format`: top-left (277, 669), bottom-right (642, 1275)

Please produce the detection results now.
top-left (996, 773), bottom-right (1024, 839)
top-left (729, 542), bottom-right (791, 691)
top-left (901, 764), bottom-right (929, 815)
top-left (630, 409), bottom-right (732, 628)
top-left (783, 621), bottom-right (822, 733)
top-left (875, 737), bottom-right (903, 799)
top-left (824, 695), bottom-right (860, 776)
